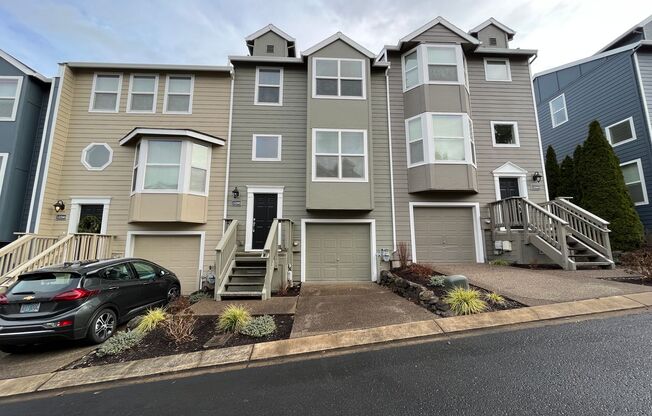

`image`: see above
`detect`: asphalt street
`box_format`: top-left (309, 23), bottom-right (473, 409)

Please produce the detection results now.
top-left (3, 311), bottom-right (651, 415)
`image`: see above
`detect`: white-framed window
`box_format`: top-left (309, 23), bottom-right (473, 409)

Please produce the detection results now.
top-left (89, 73), bottom-right (122, 112)
top-left (620, 159), bottom-right (648, 206)
top-left (163, 75), bottom-right (193, 114)
top-left (491, 121), bottom-right (520, 147)
top-left (606, 117), bottom-right (637, 147)
top-left (255, 67), bottom-right (283, 105)
top-left (67, 198), bottom-right (111, 235)
top-left (312, 129), bottom-right (368, 182)
top-left (484, 58), bottom-right (511, 81)
top-left (405, 112), bottom-right (475, 167)
top-left (549, 94), bottom-right (568, 128)
top-left (81, 143), bottom-right (113, 171)
top-left (313, 58), bottom-right (365, 99)
top-left (252, 134), bottom-right (282, 161)
top-left (127, 74), bottom-right (158, 113)
top-left (401, 44), bottom-right (465, 91)
top-left (0, 76), bottom-right (23, 121)
top-left (0, 153), bottom-right (8, 198)
top-left (131, 139), bottom-right (211, 195)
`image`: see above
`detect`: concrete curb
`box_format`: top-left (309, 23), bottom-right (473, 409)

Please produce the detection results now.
top-left (1, 292), bottom-right (650, 398)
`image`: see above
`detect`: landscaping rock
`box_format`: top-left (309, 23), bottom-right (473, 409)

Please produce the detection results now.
top-left (427, 296), bottom-right (440, 305)
top-left (435, 301), bottom-right (450, 311)
top-left (443, 275), bottom-right (469, 290)
top-left (419, 290), bottom-right (435, 301)
top-left (126, 316), bottom-right (143, 331)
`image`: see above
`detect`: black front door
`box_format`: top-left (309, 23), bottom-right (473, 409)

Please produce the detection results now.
top-left (252, 194), bottom-right (278, 249)
top-left (77, 204), bottom-right (104, 233)
top-left (499, 178), bottom-right (520, 199)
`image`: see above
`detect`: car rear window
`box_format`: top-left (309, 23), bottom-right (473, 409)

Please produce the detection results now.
top-left (9, 273), bottom-right (80, 296)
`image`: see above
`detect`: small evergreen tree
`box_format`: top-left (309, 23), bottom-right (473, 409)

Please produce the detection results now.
top-left (575, 121), bottom-right (643, 251)
top-left (545, 146), bottom-right (561, 200)
top-left (572, 144), bottom-right (584, 203)
top-left (557, 156), bottom-right (579, 201)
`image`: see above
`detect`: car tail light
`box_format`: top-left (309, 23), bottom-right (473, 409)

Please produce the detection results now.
top-left (0, 294), bottom-right (7, 305)
top-left (52, 288), bottom-right (98, 302)
top-left (44, 319), bottom-right (74, 328)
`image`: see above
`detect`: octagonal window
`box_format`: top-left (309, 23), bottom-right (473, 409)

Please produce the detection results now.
top-left (81, 143), bottom-right (113, 171)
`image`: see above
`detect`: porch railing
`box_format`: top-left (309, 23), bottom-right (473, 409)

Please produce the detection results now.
top-left (215, 220), bottom-right (239, 298)
top-left (261, 219), bottom-right (279, 300)
top-left (0, 234), bottom-right (59, 277)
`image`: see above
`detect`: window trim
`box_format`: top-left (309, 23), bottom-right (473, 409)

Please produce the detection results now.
top-left (606, 116), bottom-right (637, 147)
top-left (549, 93), bottom-right (568, 128)
top-left (126, 73), bottom-right (159, 114)
top-left (620, 158), bottom-right (649, 206)
top-left (312, 57), bottom-right (366, 100)
top-left (0, 153), bottom-right (8, 199)
top-left (81, 142), bottom-right (114, 171)
top-left (312, 128), bottom-right (368, 182)
top-left (252, 134), bottom-right (282, 161)
top-left (492, 162), bottom-right (529, 201)
top-left (254, 67), bottom-right (283, 106)
top-left (132, 139), bottom-right (211, 196)
top-left (0, 76), bottom-right (23, 121)
top-left (89, 72), bottom-right (122, 113)
top-left (490, 121), bottom-right (520, 147)
top-left (483, 58), bottom-right (512, 82)
top-left (163, 74), bottom-right (194, 114)
top-left (401, 44), bottom-right (465, 92)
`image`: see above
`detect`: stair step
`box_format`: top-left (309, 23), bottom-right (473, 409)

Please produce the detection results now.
top-left (568, 254), bottom-right (599, 259)
top-left (228, 276), bottom-right (265, 283)
top-left (574, 261), bottom-right (614, 268)
top-left (226, 281), bottom-right (262, 287)
top-left (219, 291), bottom-right (263, 298)
top-left (223, 285), bottom-right (264, 293)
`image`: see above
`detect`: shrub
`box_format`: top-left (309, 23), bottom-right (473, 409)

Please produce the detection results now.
top-left (428, 276), bottom-right (445, 287)
top-left (545, 146), bottom-right (561, 200)
top-left (621, 249), bottom-right (652, 281)
top-left (167, 296), bottom-right (192, 314)
top-left (96, 331), bottom-right (144, 357)
top-left (189, 291), bottom-right (212, 304)
top-left (489, 259), bottom-right (510, 266)
top-left (485, 292), bottom-right (506, 305)
top-left (217, 305), bottom-right (251, 333)
top-left (443, 288), bottom-right (487, 315)
top-left (136, 308), bottom-right (168, 333)
top-left (163, 314), bottom-right (197, 345)
top-left (396, 242), bottom-right (410, 269)
top-left (558, 155), bottom-right (579, 200)
top-left (407, 263), bottom-right (436, 277)
top-left (240, 315), bottom-right (276, 338)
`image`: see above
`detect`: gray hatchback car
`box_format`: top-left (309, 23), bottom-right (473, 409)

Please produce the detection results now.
top-left (0, 258), bottom-right (181, 353)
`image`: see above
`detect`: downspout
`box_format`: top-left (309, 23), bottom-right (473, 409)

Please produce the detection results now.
top-left (385, 66), bottom-right (397, 251)
top-left (222, 69), bottom-right (235, 233)
top-left (528, 55), bottom-right (550, 201)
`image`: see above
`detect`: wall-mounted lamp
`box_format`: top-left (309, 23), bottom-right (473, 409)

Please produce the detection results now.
top-left (232, 187), bottom-right (240, 199)
top-left (532, 172), bottom-right (543, 183)
top-left (53, 200), bottom-right (66, 212)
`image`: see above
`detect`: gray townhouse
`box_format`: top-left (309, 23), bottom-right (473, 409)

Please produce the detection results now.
top-left (0, 49), bottom-right (55, 246)
top-left (533, 15), bottom-right (652, 234)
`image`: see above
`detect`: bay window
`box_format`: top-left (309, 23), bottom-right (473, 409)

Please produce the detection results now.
top-left (405, 113), bottom-right (474, 167)
top-left (402, 44), bottom-right (465, 91)
top-left (313, 129), bottom-right (367, 181)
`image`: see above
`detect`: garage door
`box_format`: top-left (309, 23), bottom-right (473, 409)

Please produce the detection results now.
top-left (132, 235), bottom-right (201, 294)
top-left (413, 207), bottom-right (476, 263)
top-left (305, 223), bottom-right (371, 281)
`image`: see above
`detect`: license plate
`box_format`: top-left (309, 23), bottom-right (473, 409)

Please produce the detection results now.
top-left (20, 303), bottom-right (40, 313)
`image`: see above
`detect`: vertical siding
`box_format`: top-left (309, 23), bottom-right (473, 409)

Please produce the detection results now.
top-left (535, 51), bottom-right (652, 230)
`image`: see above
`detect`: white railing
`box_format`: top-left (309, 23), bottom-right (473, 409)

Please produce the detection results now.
top-left (214, 220), bottom-right (239, 299)
top-left (0, 234), bottom-right (59, 276)
top-left (261, 219), bottom-right (279, 301)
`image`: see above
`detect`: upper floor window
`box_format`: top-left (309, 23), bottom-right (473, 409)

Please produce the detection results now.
top-left (164, 75), bottom-right (193, 114)
top-left (313, 58), bottom-right (365, 99)
top-left (484, 58), bottom-right (511, 81)
top-left (81, 143), bottom-right (113, 171)
top-left (252, 134), bottom-right (282, 161)
top-left (405, 113), bottom-right (474, 167)
top-left (489, 37), bottom-right (498, 46)
top-left (606, 117), bottom-right (636, 147)
top-left (90, 73), bottom-right (122, 112)
top-left (0, 76), bottom-right (23, 121)
top-left (620, 159), bottom-right (648, 205)
top-left (255, 67), bottom-right (283, 105)
top-left (312, 129), bottom-right (367, 181)
top-left (402, 44), bottom-right (465, 91)
top-left (549, 94), bottom-right (568, 128)
top-left (131, 139), bottom-right (210, 195)
top-left (491, 121), bottom-right (519, 147)
top-left (128, 74), bottom-right (158, 113)
top-left (266, 45), bottom-right (275, 53)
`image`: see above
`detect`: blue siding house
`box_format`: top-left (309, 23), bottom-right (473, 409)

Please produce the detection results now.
top-left (533, 16), bottom-right (652, 234)
top-left (0, 49), bottom-right (55, 246)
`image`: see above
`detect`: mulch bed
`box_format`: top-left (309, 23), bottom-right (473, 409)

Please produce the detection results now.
top-left (272, 283), bottom-right (301, 297)
top-left (68, 314), bottom-right (293, 369)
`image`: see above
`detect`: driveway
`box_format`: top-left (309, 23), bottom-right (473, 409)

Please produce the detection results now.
top-left (435, 263), bottom-right (652, 306)
top-left (0, 342), bottom-right (94, 380)
top-left (290, 283), bottom-right (433, 338)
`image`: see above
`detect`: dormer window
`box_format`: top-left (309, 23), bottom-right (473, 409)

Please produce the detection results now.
top-left (401, 44), bottom-right (465, 91)
top-left (266, 45), bottom-right (274, 53)
top-left (489, 37), bottom-right (497, 46)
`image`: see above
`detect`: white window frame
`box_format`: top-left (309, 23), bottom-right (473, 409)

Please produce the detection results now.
top-left (312, 128), bottom-right (368, 182)
top-left (405, 112), bottom-right (475, 167)
top-left (252, 134), bottom-right (282, 161)
top-left (490, 121), bottom-right (520, 147)
top-left (484, 58), bottom-right (512, 82)
top-left (132, 139), bottom-right (211, 196)
top-left (67, 197), bottom-right (111, 235)
top-left (81, 143), bottom-right (113, 171)
top-left (405, 114), bottom-right (427, 167)
top-left (312, 58), bottom-right (366, 100)
top-left (0, 76), bottom-right (23, 121)
top-left (126, 73), bottom-right (159, 113)
top-left (163, 74), bottom-right (194, 114)
top-left (0, 153), bottom-right (8, 199)
top-left (89, 72), bottom-right (122, 113)
top-left (549, 93), bottom-right (568, 128)
top-left (401, 44), bottom-right (465, 92)
top-left (620, 159), bottom-right (649, 206)
top-left (606, 117), bottom-right (637, 147)
top-left (254, 67), bottom-right (283, 106)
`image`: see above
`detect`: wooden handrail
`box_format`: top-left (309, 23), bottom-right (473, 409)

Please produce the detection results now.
top-left (0, 234), bottom-right (60, 277)
top-left (215, 220), bottom-right (239, 297)
top-left (261, 219), bottom-right (279, 300)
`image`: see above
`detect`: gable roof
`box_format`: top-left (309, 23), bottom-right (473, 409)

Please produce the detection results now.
top-left (302, 32), bottom-right (376, 59)
top-left (0, 49), bottom-right (49, 83)
top-left (597, 14), bottom-right (652, 54)
top-left (399, 16), bottom-right (481, 47)
top-left (245, 24), bottom-right (295, 42)
top-left (468, 18), bottom-right (516, 40)
top-left (119, 128), bottom-right (225, 146)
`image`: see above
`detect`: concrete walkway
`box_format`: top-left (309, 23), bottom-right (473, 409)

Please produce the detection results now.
top-left (435, 264), bottom-right (652, 306)
top-left (290, 283), bottom-right (433, 338)
top-left (0, 343), bottom-right (95, 380)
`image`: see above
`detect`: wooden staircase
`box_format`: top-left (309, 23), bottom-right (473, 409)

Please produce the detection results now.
top-left (220, 253), bottom-right (266, 298)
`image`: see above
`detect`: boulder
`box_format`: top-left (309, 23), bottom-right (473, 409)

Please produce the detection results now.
top-left (126, 315), bottom-right (143, 331)
top-left (418, 290), bottom-right (435, 301)
top-left (443, 275), bottom-right (469, 290)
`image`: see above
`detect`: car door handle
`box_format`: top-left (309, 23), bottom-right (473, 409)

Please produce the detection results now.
top-left (107, 286), bottom-right (119, 290)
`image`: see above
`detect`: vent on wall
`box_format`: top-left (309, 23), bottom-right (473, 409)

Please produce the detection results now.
top-left (489, 37), bottom-right (497, 46)
top-left (266, 44), bottom-right (274, 53)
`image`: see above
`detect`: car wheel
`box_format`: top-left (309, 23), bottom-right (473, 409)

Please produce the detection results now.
top-left (167, 285), bottom-right (180, 303)
top-left (87, 308), bottom-right (117, 344)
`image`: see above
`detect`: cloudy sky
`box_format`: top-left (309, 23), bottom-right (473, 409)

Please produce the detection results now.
top-left (1, 0), bottom-right (651, 77)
